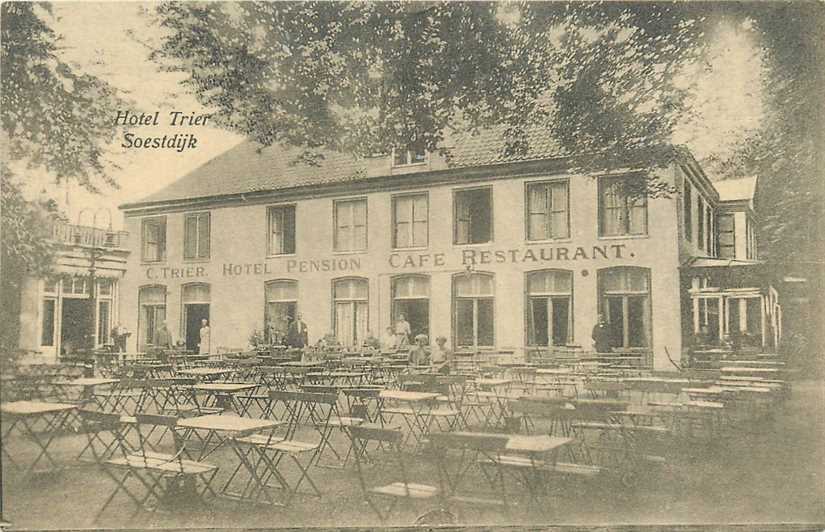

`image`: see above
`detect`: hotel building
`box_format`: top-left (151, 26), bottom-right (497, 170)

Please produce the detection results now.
top-left (110, 130), bottom-right (778, 371)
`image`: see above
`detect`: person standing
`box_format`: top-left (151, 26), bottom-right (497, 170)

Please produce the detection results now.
top-left (111, 323), bottom-right (130, 353)
top-left (156, 322), bottom-right (174, 349)
top-left (198, 318), bottom-right (211, 355)
top-left (591, 314), bottom-right (612, 353)
top-left (395, 314), bottom-right (411, 346)
top-left (287, 313), bottom-right (309, 348)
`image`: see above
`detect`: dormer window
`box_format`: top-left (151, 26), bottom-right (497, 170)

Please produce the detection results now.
top-left (392, 143), bottom-right (427, 167)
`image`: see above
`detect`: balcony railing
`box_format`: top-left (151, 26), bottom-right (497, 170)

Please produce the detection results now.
top-left (49, 220), bottom-right (129, 249)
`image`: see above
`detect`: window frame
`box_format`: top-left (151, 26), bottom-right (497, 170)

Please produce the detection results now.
top-left (332, 276), bottom-right (370, 347)
top-left (598, 175), bottom-right (648, 238)
top-left (452, 272), bottom-right (495, 349)
top-left (524, 269), bottom-right (574, 347)
top-left (597, 267), bottom-right (652, 350)
top-left (137, 284), bottom-right (167, 351)
top-left (717, 213), bottom-right (736, 259)
top-left (141, 216), bottom-right (167, 263)
top-left (391, 145), bottom-right (428, 168)
top-left (183, 211), bottom-right (211, 261)
top-left (453, 186), bottom-right (494, 246)
top-left (267, 204), bottom-right (297, 256)
top-left (333, 197), bottom-right (368, 253)
top-left (391, 192), bottom-right (429, 250)
top-left (525, 179), bottom-right (571, 242)
top-left (264, 279), bottom-right (298, 343)
top-left (391, 274), bottom-right (431, 340)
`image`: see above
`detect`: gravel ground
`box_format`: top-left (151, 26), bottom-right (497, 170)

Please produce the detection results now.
top-left (1, 379), bottom-right (823, 530)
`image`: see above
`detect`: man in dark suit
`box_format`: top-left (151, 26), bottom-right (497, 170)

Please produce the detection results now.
top-left (591, 314), bottom-right (613, 353)
top-left (286, 313), bottom-right (309, 348)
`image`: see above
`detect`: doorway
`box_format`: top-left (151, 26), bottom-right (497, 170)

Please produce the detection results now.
top-left (184, 304), bottom-right (210, 352)
top-left (61, 299), bottom-right (93, 354)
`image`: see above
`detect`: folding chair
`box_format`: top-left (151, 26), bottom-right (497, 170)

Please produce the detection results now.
top-left (428, 375), bottom-right (467, 432)
top-left (129, 413), bottom-right (220, 510)
top-left (77, 410), bottom-right (158, 522)
top-left (94, 378), bottom-right (146, 415)
top-left (229, 391), bottom-right (326, 505)
top-left (427, 432), bottom-right (510, 517)
top-left (349, 424), bottom-right (439, 524)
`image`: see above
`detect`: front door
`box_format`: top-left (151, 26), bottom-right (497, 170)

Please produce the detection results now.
top-left (184, 304), bottom-right (210, 352)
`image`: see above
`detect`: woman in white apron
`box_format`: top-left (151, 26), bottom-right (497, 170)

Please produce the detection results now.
top-left (198, 318), bottom-right (211, 355)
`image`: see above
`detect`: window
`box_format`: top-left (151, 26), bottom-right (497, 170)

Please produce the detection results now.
top-left (393, 194), bottom-right (428, 248)
top-left (526, 270), bottom-right (573, 346)
top-left (392, 276), bottom-right (430, 340)
top-left (599, 267), bottom-right (651, 349)
top-left (599, 176), bottom-right (647, 237)
top-left (265, 280), bottom-right (298, 344)
top-left (41, 299), bottom-right (56, 346)
top-left (706, 208), bottom-right (714, 255)
top-left (718, 214), bottom-right (735, 259)
top-left (334, 199), bottom-right (367, 252)
top-left (697, 196), bottom-right (705, 250)
top-left (393, 144), bottom-right (426, 167)
top-left (333, 278), bottom-right (368, 347)
top-left (526, 181), bottom-right (569, 240)
top-left (142, 217), bottom-right (167, 262)
top-left (683, 180), bottom-right (693, 241)
top-left (98, 279), bottom-right (112, 297)
top-left (268, 205), bottom-right (296, 255)
top-left (184, 212), bottom-right (210, 260)
top-left (97, 300), bottom-right (111, 346)
top-left (138, 286), bottom-right (166, 351)
top-left (454, 188), bottom-right (492, 245)
top-left (453, 273), bottom-right (494, 348)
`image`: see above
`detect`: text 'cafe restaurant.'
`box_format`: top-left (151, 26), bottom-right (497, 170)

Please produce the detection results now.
top-left (118, 129), bottom-right (780, 371)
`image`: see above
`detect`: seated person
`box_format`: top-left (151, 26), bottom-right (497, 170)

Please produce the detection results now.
top-left (382, 326), bottom-right (398, 351)
top-left (430, 336), bottom-right (452, 374)
top-left (362, 330), bottom-right (381, 351)
top-left (408, 334), bottom-right (430, 367)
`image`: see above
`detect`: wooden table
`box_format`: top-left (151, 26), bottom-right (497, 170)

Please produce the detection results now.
top-left (1, 401), bottom-right (78, 480)
top-left (177, 414), bottom-right (282, 505)
top-left (51, 377), bottom-right (119, 401)
top-left (193, 383), bottom-right (257, 413)
top-left (178, 367), bottom-right (234, 380)
top-left (379, 390), bottom-right (439, 449)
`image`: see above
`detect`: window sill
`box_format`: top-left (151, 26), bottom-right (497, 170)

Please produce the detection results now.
top-left (182, 258), bottom-right (211, 263)
top-left (332, 250), bottom-right (367, 256)
top-left (266, 253), bottom-right (297, 259)
top-left (597, 234), bottom-right (649, 241)
top-left (525, 238), bottom-right (572, 245)
top-left (140, 260), bottom-right (168, 266)
top-left (391, 162), bottom-right (428, 169)
top-left (452, 241), bottom-right (494, 248)
top-left (392, 246), bottom-right (429, 252)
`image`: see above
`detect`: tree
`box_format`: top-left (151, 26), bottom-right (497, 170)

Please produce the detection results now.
top-left (152, 1), bottom-right (534, 163)
top-left (0, 3), bottom-right (124, 353)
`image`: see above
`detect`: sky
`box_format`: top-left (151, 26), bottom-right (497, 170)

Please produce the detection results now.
top-left (25, 2), bottom-right (764, 230)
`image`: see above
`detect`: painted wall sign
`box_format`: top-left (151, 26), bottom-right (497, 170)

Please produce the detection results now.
top-left (460, 244), bottom-right (631, 266)
top-left (146, 265), bottom-right (207, 280)
top-left (145, 245), bottom-right (632, 279)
